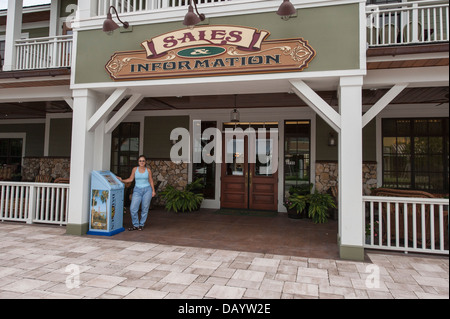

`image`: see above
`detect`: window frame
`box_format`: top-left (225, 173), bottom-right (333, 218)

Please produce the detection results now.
top-left (0, 133), bottom-right (26, 174)
top-left (381, 117), bottom-right (449, 193)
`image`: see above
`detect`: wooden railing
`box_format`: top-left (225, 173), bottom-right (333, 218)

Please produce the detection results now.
top-left (0, 181), bottom-right (69, 226)
top-left (363, 196), bottom-right (449, 255)
top-left (14, 35), bottom-right (72, 70)
top-left (366, 0), bottom-right (449, 46)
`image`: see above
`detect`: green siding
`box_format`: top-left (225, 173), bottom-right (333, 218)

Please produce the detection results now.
top-left (315, 115), bottom-right (376, 162)
top-left (0, 123), bottom-right (45, 157)
top-left (48, 118), bottom-right (72, 157)
top-left (23, 27), bottom-right (50, 38)
top-left (144, 116), bottom-right (189, 159)
top-left (60, 0), bottom-right (78, 18)
top-left (74, 3), bottom-right (360, 84)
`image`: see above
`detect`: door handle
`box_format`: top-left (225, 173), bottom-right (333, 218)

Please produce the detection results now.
top-left (249, 172), bottom-right (252, 187)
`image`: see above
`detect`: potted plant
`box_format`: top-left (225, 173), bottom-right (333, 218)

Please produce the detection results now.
top-left (160, 178), bottom-right (204, 213)
top-left (307, 190), bottom-right (336, 224)
top-left (289, 183), bottom-right (313, 196)
top-left (285, 194), bottom-right (309, 219)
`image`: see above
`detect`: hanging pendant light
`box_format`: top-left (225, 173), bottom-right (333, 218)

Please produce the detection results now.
top-left (183, 0), bottom-right (206, 29)
top-left (230, 95), bottom-right (240, 122)
top-left (230, 108), bottom-right (240, 123)
top-left (277, 0), bottom-right (296, 20)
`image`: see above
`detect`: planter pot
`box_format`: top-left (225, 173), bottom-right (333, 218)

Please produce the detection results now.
top-left (287, 208), bottom-right (305, 219)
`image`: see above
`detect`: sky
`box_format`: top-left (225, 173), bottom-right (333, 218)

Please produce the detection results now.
top-left (0, 0), bottom-right (51, 10)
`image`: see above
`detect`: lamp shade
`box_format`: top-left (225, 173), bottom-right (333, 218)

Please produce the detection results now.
top-left (183, 5), bottom-right (201, 27)
top-left (230, 108), bottom-right (240, 122)
top-left (103, 13), bottom-right (120, 33)
top-left (277, 0), bottom-right (296, 17)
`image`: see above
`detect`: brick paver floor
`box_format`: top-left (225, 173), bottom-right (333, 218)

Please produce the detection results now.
top-left (0, 223), bottom-right (448, 299)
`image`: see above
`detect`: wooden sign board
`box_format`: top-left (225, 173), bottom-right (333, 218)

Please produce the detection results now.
top-left (105, 26), bottom-right (316, 81)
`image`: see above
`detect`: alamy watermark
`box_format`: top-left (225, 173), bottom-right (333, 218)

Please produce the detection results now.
top-left (65, 264), bottom-right (80, 289)
top-left (170, 121), bottom-right (279, 173)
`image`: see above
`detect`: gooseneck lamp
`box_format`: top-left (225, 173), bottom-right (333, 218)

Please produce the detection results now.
top-left (277, 0), bottom-right (296, 20)
top-left (103, 6), bottom-right (130, 35)
top-left (183, 0), bottom-right (206, 29)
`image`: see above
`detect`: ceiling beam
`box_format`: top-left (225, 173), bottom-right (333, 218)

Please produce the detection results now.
top-left (87, 88), bottom-right (128, 132)
top-left (362, 83), bottom-right (409, 128)
top-left (290, 80), bottom-right (341, 132)
top-left (105, 94), bottom-right (144, 134)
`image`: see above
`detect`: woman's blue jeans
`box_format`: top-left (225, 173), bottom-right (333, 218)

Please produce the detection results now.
top-left (130, 186), bottom-right (152, 227)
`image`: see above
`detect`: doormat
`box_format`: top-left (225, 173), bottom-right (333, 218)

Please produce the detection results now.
top-left (213, 208), bottom-right (278, 217)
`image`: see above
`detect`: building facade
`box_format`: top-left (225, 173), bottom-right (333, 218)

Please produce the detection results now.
top-left (0, 0), bottom-right (448, 261)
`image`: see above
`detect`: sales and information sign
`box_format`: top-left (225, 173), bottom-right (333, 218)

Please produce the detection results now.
top-left (105, 25), bottom-right (316, 81)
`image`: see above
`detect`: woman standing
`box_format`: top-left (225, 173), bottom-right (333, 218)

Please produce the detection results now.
top-left (118, 155), bottom-right (156, 231)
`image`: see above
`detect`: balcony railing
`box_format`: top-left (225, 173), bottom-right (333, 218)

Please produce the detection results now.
top-left (366, 0), bottom-right (449, 46)
top-left (96, 0), bottom-right (239, 16)
top-left (14, 35), bottom-right (73, 71)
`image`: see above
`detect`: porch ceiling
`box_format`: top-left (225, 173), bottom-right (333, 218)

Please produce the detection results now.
top-left (0, 100), bottom-right (72, 119)
top-left (0, 87), bottom-right (447, 120)
top-left (125, 86), bottom-right (449, 111)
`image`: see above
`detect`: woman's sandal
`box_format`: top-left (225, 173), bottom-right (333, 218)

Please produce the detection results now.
top-left (128, 226), bottom-right (139, 231)
top-left (138, 226), bottom-right (143, 231)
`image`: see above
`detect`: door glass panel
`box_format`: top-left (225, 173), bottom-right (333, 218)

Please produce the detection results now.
top-left (226, 138), bottom-right (244, 176)
top-left (130, 138), bottom-right (139, 152)
top-left (255, 138), bottom-right (274, 176)
top-left (111, 122), bottom-right (140, 179)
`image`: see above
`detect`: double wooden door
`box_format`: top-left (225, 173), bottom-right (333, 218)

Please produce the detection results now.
top-left (220, 132), bottom-right (278, 211)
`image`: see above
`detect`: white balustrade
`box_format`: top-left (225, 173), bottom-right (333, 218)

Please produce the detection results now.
top-left (96, 0), bottom-right (239, 15)
top-left (366, 0), bottom-right (449, 46)
top-left (14, 35), bottom-right (73, 71)
top-left (0, 181), bottom-right (69, 226)
top-left (363, 196), bottom-right (449, 255)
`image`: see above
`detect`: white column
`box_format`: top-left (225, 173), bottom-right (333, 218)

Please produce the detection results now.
top-left (49, 0), bottom-right (61, 37)
top-left (3, 0), bottom-right (23, 71)
top-left (76, 0), bottom-right (98, 20)
top-left (67, 89), bottom-right (103, 235)
top-left (338, 76), bottom-right (364, 261)
top-left (94, 120), bottom-right (112, 171)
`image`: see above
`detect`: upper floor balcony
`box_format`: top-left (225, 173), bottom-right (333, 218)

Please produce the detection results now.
top-left (366, 0), bottom-right (449, 46)
top-left (1, 0), bottom-right (448, 73)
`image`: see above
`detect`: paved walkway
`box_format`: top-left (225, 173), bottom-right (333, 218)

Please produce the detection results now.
top-left (0, 223), bottom-right (448, 299)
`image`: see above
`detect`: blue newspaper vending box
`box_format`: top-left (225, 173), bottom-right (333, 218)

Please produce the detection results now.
top-left (88, 171), bottom-right (125, 236)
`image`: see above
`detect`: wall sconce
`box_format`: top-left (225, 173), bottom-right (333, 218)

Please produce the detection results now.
top-left (328, 132), bottom-right (337, 147)
top-left (183, 0), bottom-right (206, 29)
top-left (103, 6), bottom-right (129, 35)
top-left (277, 0), bottom-right (296, 20)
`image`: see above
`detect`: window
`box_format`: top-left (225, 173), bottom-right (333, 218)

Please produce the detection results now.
top-left (382, 118), bottom-right (449, 193)
top-left (193, 121), bottom-right (217, 199)
top-left (111, 122), bottom-right (140, 178)
top-left (0, 138), bottom-right (23, 179)
top-left (0, 40), bottom-right (5, 69)
top-left (284, 120), bottom-right (311, 197)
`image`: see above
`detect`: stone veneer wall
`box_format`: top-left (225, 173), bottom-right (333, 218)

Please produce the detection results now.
top-left (147, 160), bottom-right (189, 206)
top-left (22, 157), bottom-right (71, 182)
top-left (315, 161), bottom-right (377, 195)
